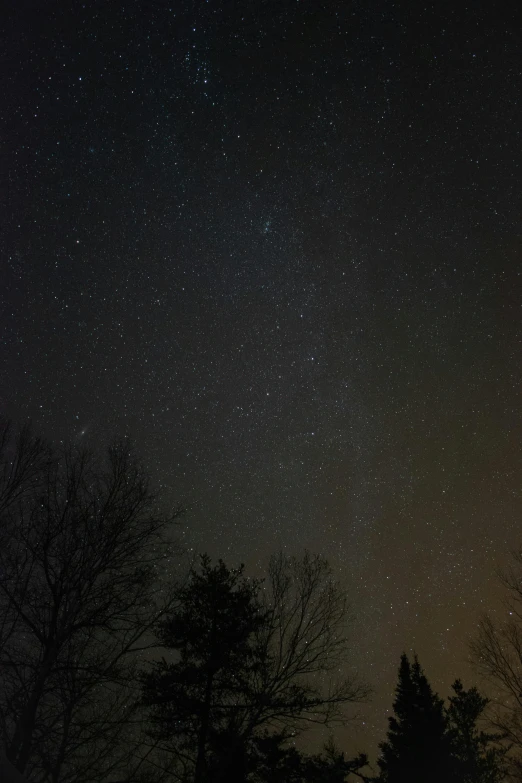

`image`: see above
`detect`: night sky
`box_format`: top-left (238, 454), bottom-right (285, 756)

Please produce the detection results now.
top-left (2, 0), bottom-right (521, 759)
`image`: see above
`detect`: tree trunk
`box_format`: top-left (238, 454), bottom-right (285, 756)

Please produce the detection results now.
top-left (7, 640), bottom-right (58, 773)
top-left (194, 615), bottom-right (217, 783)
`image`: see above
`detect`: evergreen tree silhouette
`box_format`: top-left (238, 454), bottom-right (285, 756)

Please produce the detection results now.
top-left (447, 679), bottom-right (507, 783)
top-left (142, 553), bottom-right (369, 783)
top-left (142, 555), bottom-right (265, 783)
top-left (377, 654), bottom-right (453, 783)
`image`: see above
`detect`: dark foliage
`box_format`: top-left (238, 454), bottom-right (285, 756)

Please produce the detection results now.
top-left (447, 679), bottom-right (507, 783)
top-left (142, 553), bottom-right (368, 783)
top-left (143, 556), bottom-right (266, 782)
top-left (377, 654), bottom-right (453, 783)
top-left (377, 655), bottom-right (508, 783)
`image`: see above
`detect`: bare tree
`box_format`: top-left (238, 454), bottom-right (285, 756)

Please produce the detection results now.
top-left (0, 420), bottom-right (51, 521)
top-left (143, 551), bottom-right (369, 783)
top-left (251, 551), bottom-right (369, 732)
top-left (0, 426), bottom-right (183, 783)
top-left (470, 548), bottom-right (522, 776)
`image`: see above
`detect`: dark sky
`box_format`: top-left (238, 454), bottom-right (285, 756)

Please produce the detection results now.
top-left (2, 0), bottom-right (521, 759)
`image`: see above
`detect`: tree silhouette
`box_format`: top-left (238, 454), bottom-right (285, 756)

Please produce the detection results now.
top-left (470, 547), bottom-right (522, 775)
top-left (447, 679), bottom-right (507, 783)
top-left (143, 555), bottom-right (265, 783)
top-left (377, 654), bottom-right (453, 783)
top-left (143, 552), bottom-right (368, 783)
top-left (0, 420), bottom-right (50, 521)
top-left (221, 732), bottom-right (370, 783)
top-left (0, 424), bottom-right (183, 783)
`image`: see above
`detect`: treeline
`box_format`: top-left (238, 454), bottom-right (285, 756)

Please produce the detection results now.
top-left (0, 423), bottom-right (520, 782)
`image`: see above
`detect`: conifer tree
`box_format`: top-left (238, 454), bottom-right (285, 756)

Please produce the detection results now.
top-left (143, 553), bottom-right (368, 783)
top-left (446, 679), bottom-right (507, 783)
top-left (142, 555), bottom-right (264, 783)
top-left (377, 654), bottom-right (454, 783)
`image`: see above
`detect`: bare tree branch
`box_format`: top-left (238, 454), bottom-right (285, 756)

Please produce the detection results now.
top-left (143, 551), bottom-right (369, 782)
top-left (470, 546), bottom-right (522, 776)
top-left (0, 424), bottom-right (184, 783)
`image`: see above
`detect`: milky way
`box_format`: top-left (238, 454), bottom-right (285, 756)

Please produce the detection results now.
top-left (2, 0), bottom-right (521, 757)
